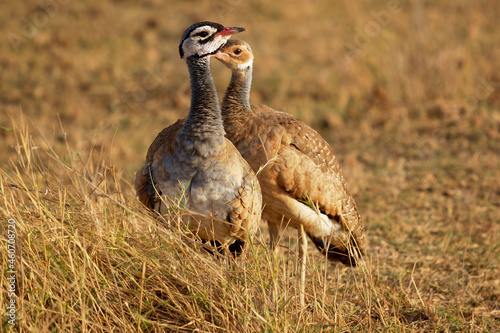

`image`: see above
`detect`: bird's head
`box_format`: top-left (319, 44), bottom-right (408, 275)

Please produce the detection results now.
top-left (179, 21), bottom-right (246, 59)
top-left (213, 39), bottom-right (254, 70)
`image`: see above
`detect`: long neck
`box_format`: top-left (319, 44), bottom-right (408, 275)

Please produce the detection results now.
top-left (221, 65), bottom-right (253, 119)
top-left (178, 56), bottom-right (225, 153)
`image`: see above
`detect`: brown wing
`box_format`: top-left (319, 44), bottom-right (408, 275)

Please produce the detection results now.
top-left (227, 161), bottom-right (262, 241)
top-left (250, 106), bottom-right (366, 254)
top-left (250, 104), bottom-right (274, 115)
top-left (135, 119), bottom-right (185, 209)
top-left (145, 118), bottom-right (186, 163)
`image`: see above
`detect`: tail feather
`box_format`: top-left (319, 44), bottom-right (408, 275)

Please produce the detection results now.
top-left (307, 232), bottom-right (361, 266)
top-left (135, 163), bottom-right (159, 210)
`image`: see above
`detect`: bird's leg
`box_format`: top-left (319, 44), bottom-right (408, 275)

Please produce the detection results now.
top-left (267, 220), bottom-right (282, 309)
top-left (298, 224), bottom-right (307, 309)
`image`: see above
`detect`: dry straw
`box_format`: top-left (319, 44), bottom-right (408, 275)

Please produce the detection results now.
top-left (0, 115), bottom-right (393, 332)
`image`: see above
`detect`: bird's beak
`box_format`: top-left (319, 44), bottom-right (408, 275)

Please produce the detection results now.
top-left (213, 50), bottom-right (229, 58)
top-left (213, 26), bottom-right (246, 38)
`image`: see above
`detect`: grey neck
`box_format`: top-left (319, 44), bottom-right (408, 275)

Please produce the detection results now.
top-left (221, 64), bottom-right (252, 115)
top-left (178, 55), bottom-right (225, 152)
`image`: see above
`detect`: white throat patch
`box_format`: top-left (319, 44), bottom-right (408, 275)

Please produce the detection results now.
top-left (237, 59), bottom-right (253, 70)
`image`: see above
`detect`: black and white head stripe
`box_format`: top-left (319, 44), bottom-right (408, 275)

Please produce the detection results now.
top-left (179, 21), bottom-right (224, 59)
top-left (179, 21), bottom-right (246, 59)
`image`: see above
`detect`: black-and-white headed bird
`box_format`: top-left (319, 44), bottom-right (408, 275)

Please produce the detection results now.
top-left (135, 22), bottom-right (262, 256)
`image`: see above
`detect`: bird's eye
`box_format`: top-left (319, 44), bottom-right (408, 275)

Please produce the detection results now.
top-left (197, 31), bottom-right (209, 38)
top-left (234, 48), bottom-right (242, 55)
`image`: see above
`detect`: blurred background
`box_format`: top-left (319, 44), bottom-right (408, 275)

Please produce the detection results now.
top-left (1, 0), bottom-right (499, 325)
top-left (2, 0), bottom-right (498, 174)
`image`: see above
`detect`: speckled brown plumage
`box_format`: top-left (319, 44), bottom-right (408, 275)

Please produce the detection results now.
top-left (214, 40), bottom-right (366, 265)
top-left (135, 24), bottom-right (261, 255)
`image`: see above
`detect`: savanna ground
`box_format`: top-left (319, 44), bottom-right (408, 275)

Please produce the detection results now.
top-left (1, 0), bottom-right (499, 331)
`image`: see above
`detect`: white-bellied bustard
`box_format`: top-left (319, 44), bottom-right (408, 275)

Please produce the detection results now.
top-left (135, 24), bottom-right (262, 256)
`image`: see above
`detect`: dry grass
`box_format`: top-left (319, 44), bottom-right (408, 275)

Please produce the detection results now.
top-left (1, 0), bottom-right (499, 331)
